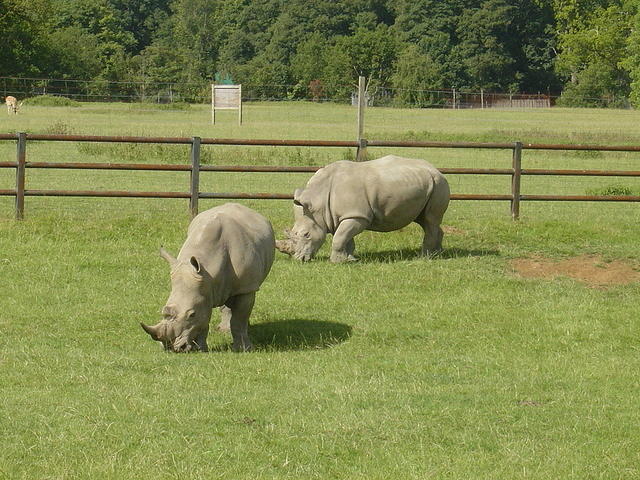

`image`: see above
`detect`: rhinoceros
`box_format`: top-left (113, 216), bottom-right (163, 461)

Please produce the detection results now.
top-left (141, 203), bottom-right (275, 352)
top-left (275, 155), bottom-right (450, 263)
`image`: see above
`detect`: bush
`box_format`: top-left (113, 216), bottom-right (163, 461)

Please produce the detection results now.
top-left (76, 142), bottom-right (208, 164)
top-left (22, 95), bottom-right (81, 107)
top-left (43, 121), bottom-right (74, 135)
top-left (129, 101), bottom-right (191, 111)
top-left (587, 184), bottom-right (635, 196)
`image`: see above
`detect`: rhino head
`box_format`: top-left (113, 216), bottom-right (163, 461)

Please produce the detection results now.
top-left (141, 247), bottom-right (212, 352)
top-left (275, 190), bottom-right (326, 261)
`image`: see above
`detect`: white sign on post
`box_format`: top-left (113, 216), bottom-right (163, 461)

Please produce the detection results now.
top-left (211, 84), bottom-right (242, 125)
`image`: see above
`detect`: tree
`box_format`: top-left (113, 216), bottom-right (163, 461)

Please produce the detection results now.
top-left (290, 33), bottom-right (330, 98)
top-left (456, 0), bottom-right (518, 90)
top-left (555, 3), bottom-right (633, 106)
top-left (322, 25), bottom-right (398, 98)
top-left (391, 44), bottom-right (449, 106)
top-left (622, 1), bottom-right (640, 107)
top-left (0, 0), bottom-right (52, 75)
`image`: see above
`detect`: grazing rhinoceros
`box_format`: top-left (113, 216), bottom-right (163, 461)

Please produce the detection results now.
top-left (141, 203), bottom-right (275, 352)
top-left (275, 155), bottom-right (450, 263)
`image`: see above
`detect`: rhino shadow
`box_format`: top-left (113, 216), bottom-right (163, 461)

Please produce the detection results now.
top-left (357, 247), bottom-right (500, 263)
top-left (210, 319), bottom-right (352, 352)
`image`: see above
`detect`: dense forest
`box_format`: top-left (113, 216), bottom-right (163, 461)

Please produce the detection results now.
top-left (1, 0), bottom-right (639, 107)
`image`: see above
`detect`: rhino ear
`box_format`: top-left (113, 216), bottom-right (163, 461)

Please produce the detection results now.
top-left (159, 247), bottom-right (178, 268)
top-left (189, 256), bottom-right (202, 274)
top-left (293, 188), bottom-right (306, 208)
top-left (293, 188), bottom-right (310, 219)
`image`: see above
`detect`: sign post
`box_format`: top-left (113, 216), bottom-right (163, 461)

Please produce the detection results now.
top-left (211, 85), bottom-right (242, 125)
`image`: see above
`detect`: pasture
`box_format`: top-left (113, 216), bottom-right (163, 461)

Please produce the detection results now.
top-left (1, 102), bottom-right (639, 479)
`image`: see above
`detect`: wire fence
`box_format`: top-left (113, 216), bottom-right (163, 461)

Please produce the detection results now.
top-left (1, 76), bottom-right (632, 109)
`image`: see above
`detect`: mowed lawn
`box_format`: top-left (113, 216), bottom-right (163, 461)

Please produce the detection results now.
top-left (0, 102), bottom-right (639, 479)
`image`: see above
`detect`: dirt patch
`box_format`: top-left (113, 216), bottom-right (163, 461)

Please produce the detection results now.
top-left (510, 255), bottom-right (640, 288)
top-left (442, 225), bottom-right (467, 235)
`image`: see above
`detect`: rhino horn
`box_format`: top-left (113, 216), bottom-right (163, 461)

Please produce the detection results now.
top-left (275, 239), bottom-right (294, 256)
top-left (159, 246), bottom-right (178, 268)
top-left (141, 322), bottom-right (163, 341)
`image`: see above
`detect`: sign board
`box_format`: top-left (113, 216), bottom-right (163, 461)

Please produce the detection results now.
top-left (211, 84), bottom-right (242, 124)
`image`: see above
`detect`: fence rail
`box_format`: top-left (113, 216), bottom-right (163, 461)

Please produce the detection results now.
top-left (1, 133), bottom-right (639, 220)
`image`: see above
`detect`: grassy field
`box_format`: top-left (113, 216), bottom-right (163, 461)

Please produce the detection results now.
top-left (1, 102), bottom-right (639, 479)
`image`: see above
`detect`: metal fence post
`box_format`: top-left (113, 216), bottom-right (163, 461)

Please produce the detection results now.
top-left (189, 136), bottom-right (201, 218)
top-left (16, 132), bottom-right (26, 220)
top-left (511, 141), bottom-right (523, 220)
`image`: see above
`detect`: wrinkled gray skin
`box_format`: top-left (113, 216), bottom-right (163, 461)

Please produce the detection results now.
top-left (141, 203), bottom-right (275, 352)
top-left (275, 155), bottom-right (450, 263)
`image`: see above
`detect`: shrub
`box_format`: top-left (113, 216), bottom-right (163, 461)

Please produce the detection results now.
top-left (43, 121), bottom-right (74, 135)
top-left (76, 142), bottom-right (211, 164)
top-left (587, 184), bottom-right (635, 196)
top-left (22, 95), bottom-right (81, 107)
top-left (129, 102), bottom-right (191, 111)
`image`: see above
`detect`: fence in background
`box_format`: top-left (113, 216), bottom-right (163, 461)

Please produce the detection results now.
top-left (2, 75), bottom-right (630, 109)
top-left (1, 133), bottom-right (639, 221)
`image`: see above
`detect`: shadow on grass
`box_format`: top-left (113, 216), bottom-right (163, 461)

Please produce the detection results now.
top-left (358, 246), bottom-right (501, 263)
top-left (210, 319), bottom-right (352, 352)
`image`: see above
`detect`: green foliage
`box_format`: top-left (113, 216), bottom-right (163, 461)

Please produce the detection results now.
top-left (554, 2), bottom-right (635, 107)
top-left (0, 0), bottom-right (52, 75)
top-left (129, 101), bottom-right (192, 110)
top-left (622, 3), bottom-right (640, 108)
top-left (586, 184), bottom-right (636, 196)
top-left (22, 95), bottom-right (81, 106)
top-left (42, 121), bottom-right (75, 135)
top-left (392, 45), bottom-right (449, 107)
top-left (456, 0), bottom-right (518, 90)
top-left (4, 0), bottom-right (640, 105)
top-left (76, 142), bottom-right (213, 165)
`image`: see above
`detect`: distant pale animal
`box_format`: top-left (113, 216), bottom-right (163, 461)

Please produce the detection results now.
top-left (275, 155), bottom-right (450, 263)
top-left (141, 203), bottom-right (275, 352)
top-left (4, 96), bottom-right (19, 114)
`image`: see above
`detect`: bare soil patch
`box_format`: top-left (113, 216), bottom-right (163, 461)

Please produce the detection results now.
top-left (442, 225), bottom-right (467, 235)
top-left (510, 255), bottom-right (640, 288)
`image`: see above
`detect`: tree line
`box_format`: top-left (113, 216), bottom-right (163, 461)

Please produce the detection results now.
top-left (2, 0), bottom-right (639, 107)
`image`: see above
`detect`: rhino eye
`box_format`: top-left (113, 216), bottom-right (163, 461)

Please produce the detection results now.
top-left (303, 232), bottom-right (311, 239)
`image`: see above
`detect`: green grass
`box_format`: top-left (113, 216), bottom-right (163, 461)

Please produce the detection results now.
top-left (1, 102), bottom-right (639, 479)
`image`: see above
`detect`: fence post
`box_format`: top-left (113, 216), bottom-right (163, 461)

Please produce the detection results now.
top-left (511, 141), bottom-right (522, 220)
top-left (190, 136), bottom-right (201, 218)
top-left (356, 138), bottom-right (368, 162)
top-left (356, 76), bottom-right (366, 160)
top-left (16, 132), bottom-right (26, 220)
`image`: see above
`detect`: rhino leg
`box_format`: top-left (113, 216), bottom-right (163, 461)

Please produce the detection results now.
top-left (194, 326), bottom-right (210, 352)
top-left (330, 218), bottom-right (366, 263)
top-left (225, 292), bottom-right (255, 352)
top-left (217, 305), bottom-right (232, 333)
top-left (416, 210), bottom-right (444, 254)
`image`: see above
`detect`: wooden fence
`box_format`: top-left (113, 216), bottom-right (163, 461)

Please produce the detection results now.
top-left (1, 133), bottom-right (639, 220)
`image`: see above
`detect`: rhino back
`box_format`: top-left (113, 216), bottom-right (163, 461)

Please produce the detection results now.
top-left (178, 203), bottom-right (275, 302)
top-left (329, 156), bottom-right (442, 232)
